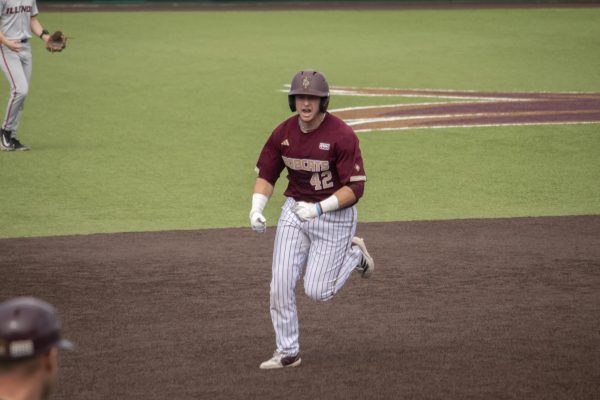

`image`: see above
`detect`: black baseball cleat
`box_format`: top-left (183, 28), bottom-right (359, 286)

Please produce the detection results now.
top-left (0, 129), bottom-right (14, 151)
top-left (11, 137), bottom-right (30, 151)
top-left (352, 237), bottom-right (375, 278)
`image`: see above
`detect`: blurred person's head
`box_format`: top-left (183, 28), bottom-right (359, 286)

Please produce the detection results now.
top-left (0, 297), bottom-right (73, 400)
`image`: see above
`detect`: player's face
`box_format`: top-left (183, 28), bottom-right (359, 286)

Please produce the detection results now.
top-left (295, 95), bottom-right (322, 123)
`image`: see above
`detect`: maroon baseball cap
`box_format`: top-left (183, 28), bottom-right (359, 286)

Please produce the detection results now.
top-left (0, 297), bottom-right (74, 361)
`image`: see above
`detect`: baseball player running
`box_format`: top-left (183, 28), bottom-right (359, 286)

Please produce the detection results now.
top-left (250, 70), bottom-right (374, 369)
top-left (0, 0), bottom-right (64, 151)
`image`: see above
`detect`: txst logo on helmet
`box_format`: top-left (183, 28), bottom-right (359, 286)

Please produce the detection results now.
top-left (302, 76), bottom-right (311, 89)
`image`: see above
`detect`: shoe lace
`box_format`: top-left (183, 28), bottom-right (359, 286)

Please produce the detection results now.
top-left (359, 257), bottom-right (367, 269)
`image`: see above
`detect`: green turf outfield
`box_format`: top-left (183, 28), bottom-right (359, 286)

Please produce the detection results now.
top-left (0, 8), bottom-right (599, 238)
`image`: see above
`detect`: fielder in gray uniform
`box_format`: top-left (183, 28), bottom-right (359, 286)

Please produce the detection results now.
top-left (250, 70), bottom-right (375, 369)
top-left (0, 0), bottom-right (54, 151)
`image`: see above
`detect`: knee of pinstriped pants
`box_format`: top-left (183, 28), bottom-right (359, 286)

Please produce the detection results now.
top-left (303, 281), bottom-right (335, 302)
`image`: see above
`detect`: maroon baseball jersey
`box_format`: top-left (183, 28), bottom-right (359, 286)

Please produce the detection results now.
top-left (256, 113), bottom-right (367, 202)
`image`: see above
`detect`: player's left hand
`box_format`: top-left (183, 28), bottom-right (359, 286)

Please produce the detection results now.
top-left (45, 31), bottom-right (68, 52)
top-left (292, 201), bottom-right (321, 222)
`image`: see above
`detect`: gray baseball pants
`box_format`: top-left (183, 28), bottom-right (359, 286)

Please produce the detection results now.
top-left (0, 42), bottom-right (32, 136)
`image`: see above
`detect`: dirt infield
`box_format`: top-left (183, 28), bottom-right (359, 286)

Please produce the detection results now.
top-left (329, 87), bottom-right (600, 132)
top-left (1, 215), bottom-right (599, 399)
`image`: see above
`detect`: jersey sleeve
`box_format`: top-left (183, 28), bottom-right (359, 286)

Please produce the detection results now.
top-left (334, 130), bottom-right (367, 186)
top-left (255, 127), bottom-right (285, 186)
top-left (32, 1), bottom-right (39, 16)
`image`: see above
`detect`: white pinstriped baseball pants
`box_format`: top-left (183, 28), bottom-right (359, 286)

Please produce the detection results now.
top-left (0, 43), bottom-right (32, 134)
top-left (270, 197), bottom-right (363, 356)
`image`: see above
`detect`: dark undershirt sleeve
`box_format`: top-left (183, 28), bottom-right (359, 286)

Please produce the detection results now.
top-left (347, 181), bottom-right (365, 202)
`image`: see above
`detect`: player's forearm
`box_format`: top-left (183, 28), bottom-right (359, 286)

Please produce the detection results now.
top-left (329, 186), bottom-right (357, 210)
top-left (316, 186), bottom-right (356, 214)
top-left (30, 17), bottom-right (45, 38)
top-left (251, 178), bottom-right (273, 216)
top-left (250, 178), bottom-right (273, 232)
top-left (253, 177), bottom-right (274, 198)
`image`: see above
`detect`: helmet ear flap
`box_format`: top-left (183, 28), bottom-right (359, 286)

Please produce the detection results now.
top-left (320, 97), bottom-right (329, 113)
top-left (288, 95), bottom-right (296, 112)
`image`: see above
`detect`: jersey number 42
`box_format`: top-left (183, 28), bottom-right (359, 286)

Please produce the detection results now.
top-left (310, 171), bottom-right (334, 191)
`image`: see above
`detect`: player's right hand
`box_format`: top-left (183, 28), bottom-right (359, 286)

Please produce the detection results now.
top-left (3, 40), bottom-right (21, 52)
top-left (250, 211), bottom-right (267, 233)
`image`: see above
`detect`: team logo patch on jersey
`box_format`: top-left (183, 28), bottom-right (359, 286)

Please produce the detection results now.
top-left (281, 139), bottom-right (289, 147)
top-left (319, 142), bottom-right (330, 151)
top-left (302, 77), bottom-right (311, 89)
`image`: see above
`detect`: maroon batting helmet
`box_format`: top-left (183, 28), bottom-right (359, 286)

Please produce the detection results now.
top-left (0, 297), bottom-right (74, 361)
top-left (288, 70), bottom-right (330, 113)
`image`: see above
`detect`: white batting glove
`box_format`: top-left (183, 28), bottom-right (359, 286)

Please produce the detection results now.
top-left (250, 211), bottom-right (267, 233)
top-left (250, 193), bottom-right (268, 233)
top-left (291, 201), bottom-right (322, 222)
